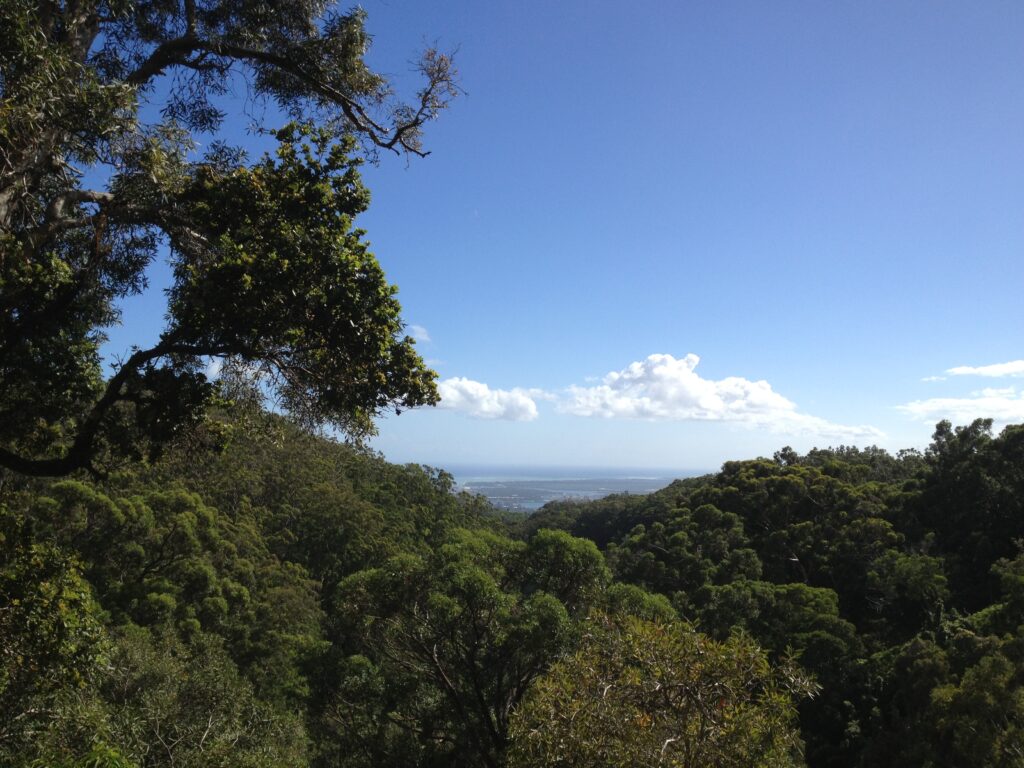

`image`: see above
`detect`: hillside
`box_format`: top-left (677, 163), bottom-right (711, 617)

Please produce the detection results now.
top-left (4, 413), bottom-right (1024, 766)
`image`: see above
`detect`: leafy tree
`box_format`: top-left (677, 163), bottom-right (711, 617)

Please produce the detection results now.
top-left (16, 477), bottom-right (325, 702)
top-left (696, 579), bottom-right (864, 766)
top-left (507, 613), bottom-right (817, 767)
top-left (860, 636), bottom-right (953, 767)
top-left (323, 528), bottom-right (609, 767)
top-left (865, 548), bottom-right (948, 641)
top-left (908, 420), bottom-right (1024, 609)
top-left (864, 632), bottom-right (1024, 768)
top-left (0, 0), bottom-right (458, 477)
top-left (602, 582), bottom-right (678, 623)
top-left (606, 503), bottom-right (761, 615)
top-left (36, 627), bottom-right (309, 768)
top-left (0, 513), bottom-right (104, 755)
top-left (774, 444), bottom-right (925, 484)
top-left (7, 388), bottom-right (1024, 768)
top-left (929, 651), bottom-right (1024, 768)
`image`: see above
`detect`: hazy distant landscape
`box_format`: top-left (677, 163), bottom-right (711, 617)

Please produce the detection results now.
top-left (449, 466), bottom-right (704, 511)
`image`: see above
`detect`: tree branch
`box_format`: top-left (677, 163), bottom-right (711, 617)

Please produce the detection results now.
top-left (184, 0), bottom-right (197, 36)
top-left (0, 333), bottom-right (222, 477)
top-left (126, 36), bottom-right (452, 157)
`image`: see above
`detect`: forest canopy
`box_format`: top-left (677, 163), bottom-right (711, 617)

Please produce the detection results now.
top-left (4, 407), bottom-right (1024, 766)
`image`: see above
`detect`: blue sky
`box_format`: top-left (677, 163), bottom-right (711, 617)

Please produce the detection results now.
top-left (107, 1), bottom-right (1024, 470)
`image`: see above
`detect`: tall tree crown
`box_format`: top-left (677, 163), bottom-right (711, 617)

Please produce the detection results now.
top-left (0, 0), bottom-right (457, 476)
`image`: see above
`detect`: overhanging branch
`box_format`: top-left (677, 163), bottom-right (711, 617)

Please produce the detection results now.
top-left (0, 334), bottom-right (229, 478)
top-left (126, 35), bottom-right (453, 157)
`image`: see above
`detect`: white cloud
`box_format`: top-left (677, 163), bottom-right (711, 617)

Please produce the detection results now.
top-left (526, 387), bottom-right (558, 402)
top-left (899, 386), bottom-right (1024, 425)
top-left (558, 353), bottom-right (881, 440)
top-left (947, 359), bottom-right (1024, 378)
top-left (921, 375), bottom-right (946, 382)
top-left (979, 386), bottom-right (1017, 398)
top-left (438, 377), bottom-right (539, 421)
top-left (408, 325), bottom-right (431, 343)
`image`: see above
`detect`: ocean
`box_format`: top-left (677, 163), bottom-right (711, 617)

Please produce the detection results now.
top-left (447, 465), bottom-right (705, 512)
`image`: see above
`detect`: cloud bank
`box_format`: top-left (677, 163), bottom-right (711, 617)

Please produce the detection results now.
top-left (559, 353), bottom-right (881, 439)
top-left (947, 359), bottom-right (1024, 378)
top-left (437, 377), bottom-right (539, 421)
top-left (433, 354), bottom-right (883, 439)
top-left (898, 386), bottom-right (1024, 425)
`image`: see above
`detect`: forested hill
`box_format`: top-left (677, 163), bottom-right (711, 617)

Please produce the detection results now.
top-left (521, 421), bottom-right (1024, 765)
top-left (3, 413), bottom-right (1024, 767)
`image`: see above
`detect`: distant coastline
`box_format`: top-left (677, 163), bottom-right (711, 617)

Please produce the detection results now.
top-left (446, 465), bottom-right (708, 512)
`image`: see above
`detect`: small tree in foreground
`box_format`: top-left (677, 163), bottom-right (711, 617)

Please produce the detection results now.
top-left (507, 613), bottom-right (817, 768)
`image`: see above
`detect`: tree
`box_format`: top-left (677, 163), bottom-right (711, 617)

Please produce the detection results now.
top-left (0, 516), bottom-right (105, 755)
top-left (0, 0), bottom-right (458, 477)
top-left (507, 613), bottom-right (817, 768)
top-left (30, 627), bottom-right (310, 768)
top-left (909, 420), bottom-right (1024, 609)
top-left (322, 528), bottom-right (610, 767)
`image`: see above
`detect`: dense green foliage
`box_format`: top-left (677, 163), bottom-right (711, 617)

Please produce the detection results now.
top-left (4, 413), bottom-right (1024, 766)
top-left (0, 408), bottom-right (806, 767)
top-left (524, 421), bottom-right (1024, 766)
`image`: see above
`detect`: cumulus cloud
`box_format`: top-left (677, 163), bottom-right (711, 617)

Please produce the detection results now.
top-left (558, 353), bottom-right (881, 439)
top-left (408, 325), bottom-right (431, 343)
top-left (437, 377), bottom-right (539, 421)
top-left (898, 386), bottom-right (1024, 425)
top-left (946, 359), bottom-right (1024, 378)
